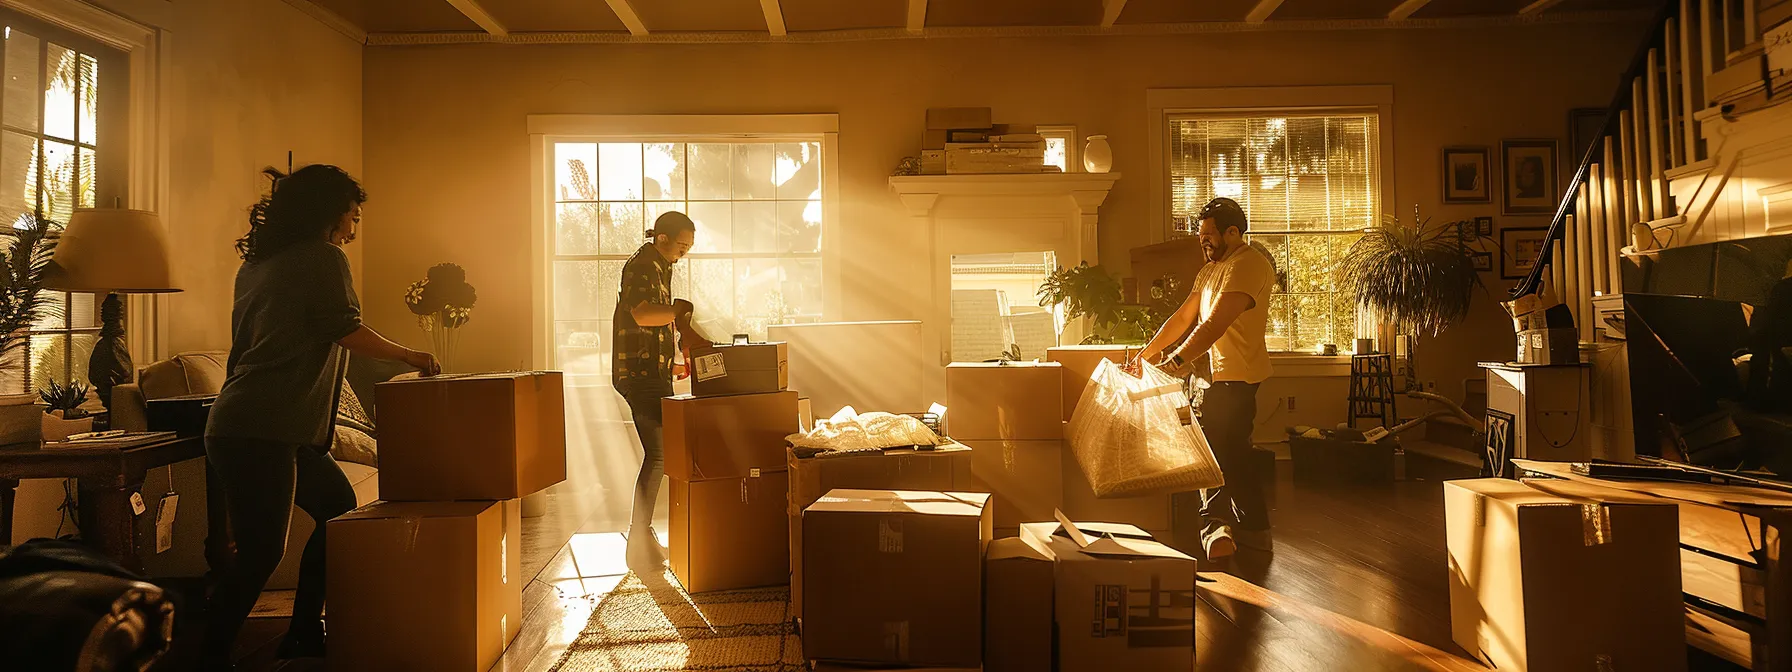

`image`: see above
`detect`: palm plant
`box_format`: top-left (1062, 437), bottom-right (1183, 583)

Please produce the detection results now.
top-left (1338, 210), bottom-right (1481, 388)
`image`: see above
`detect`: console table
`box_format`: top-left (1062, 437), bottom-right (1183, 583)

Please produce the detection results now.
top-left (0, 434), bottom-right (225, 575)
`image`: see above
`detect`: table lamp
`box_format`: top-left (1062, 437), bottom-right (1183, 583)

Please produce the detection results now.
top-left (41, 209), bottom-right (181, 409)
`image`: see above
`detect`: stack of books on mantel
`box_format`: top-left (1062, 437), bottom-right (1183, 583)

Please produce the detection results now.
top-left (945, 134), bottom-right (1059, 175)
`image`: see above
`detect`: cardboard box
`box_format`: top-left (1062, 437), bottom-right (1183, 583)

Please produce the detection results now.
top-left (964, 438), bottom-right (1062, 528)
top-left (1445, 478), bottom-right (1685, 672)
top-left (787, 445), bottom-right (982, 621)
top-left (1059, 439), bottom-right (1172, 532)
top-left (925, 107), bottom-right (992, 130)
top-left (802, 489), bottom-right (992, 667)
top-left (945, 362), bottom-right (1064, 441)
top-left (922, 129), bottom-right (948, 150)
top-left (690, 342), bottom-right (788, 397)
top-left (327, 500), bottom-right (522, 672)
top-left (376, 372), bottom-right (567, 501)
top-left (663, 391), bottom-right (799, 481)
top-left (1048, 345), bottom-right (1139, 421)
top-left (985, 535), bottom-right (1054, 672)
top-left (1021, 517), bottom-right (1196, 672)
top-left (669, 470), bottom-right (789, 593)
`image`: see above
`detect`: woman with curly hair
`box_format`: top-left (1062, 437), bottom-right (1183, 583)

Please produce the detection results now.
top-left (202, 164), bottom-right (439, 669)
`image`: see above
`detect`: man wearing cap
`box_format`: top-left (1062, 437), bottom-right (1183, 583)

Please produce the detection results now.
top-left (1133, 197), bottom-right (1276, 561)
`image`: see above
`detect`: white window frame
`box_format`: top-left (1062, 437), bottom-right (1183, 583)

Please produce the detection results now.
top-left (1147, 85), bottom-right (1395, 369)
top-left (2, 0), bottom-right (169, 362)
top-left (526, 114), bottom-right (841, 370)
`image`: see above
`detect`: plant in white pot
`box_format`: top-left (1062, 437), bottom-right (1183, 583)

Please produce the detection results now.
top-left (39, 381), bottom-right (93, 441)
top-left (0, 213), bottom-right (58, 444)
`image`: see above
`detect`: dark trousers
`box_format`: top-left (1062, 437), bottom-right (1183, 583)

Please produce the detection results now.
top-left (623, 383), bottom-right (672, 547)
top-left (1176, 381), bottom-right (1267, 535)
top-left (203, 438), bottom-right (356, 657)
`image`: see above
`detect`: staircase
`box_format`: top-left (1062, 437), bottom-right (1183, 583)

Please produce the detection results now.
top-left (1513, 0), bottom-right (1792, 331)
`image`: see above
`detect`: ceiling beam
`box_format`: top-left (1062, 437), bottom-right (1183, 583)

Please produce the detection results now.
top-left (1519, 0), bottom-right (1569, 14)
top-left (1101, 0), bottom-right (1129, 28)
top-left (604, 0), bottom-right (649, 36)
top-left (907, 0), bottom-right (927, 34)
top-left (760, 0), bottom-right (787, 36)
top-left (443, 0), bottom-right (507, 36)
top-left (1244, 0), bottom-right (1285, 24)
top-left (1387, 0), bottom-right (1432, 20)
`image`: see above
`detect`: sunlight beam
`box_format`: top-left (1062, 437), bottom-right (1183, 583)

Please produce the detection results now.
top-left (1245, 0), bottom-right (1285, 23)
top-left (1100, 0), bottom-right (1129, 28)
top-left (1387, 0), bottom-right (1432, 20)
top-left (444, 0), bottom-right (508, 36)
top-left (907, 0), bottom-right (928, 34)
top-left (604, 0), bottom-right (650, 36)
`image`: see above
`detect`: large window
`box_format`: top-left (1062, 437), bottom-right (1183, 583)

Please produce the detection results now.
top-left (1169, 113), bottom-right (1379, 354)
top-left (550, 140), bottom-right (824, 378)
top-left (0, 15), bottom-right (124, 393)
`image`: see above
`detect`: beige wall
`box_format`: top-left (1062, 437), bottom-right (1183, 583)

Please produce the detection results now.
top-left (8, 0), bottom-right (361, 575)
top-left (363, 22), bottom-right (1639, 406)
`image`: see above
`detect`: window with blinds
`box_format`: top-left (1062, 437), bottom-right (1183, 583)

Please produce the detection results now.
top-left (1169, 113), bottom-right (1380, 354)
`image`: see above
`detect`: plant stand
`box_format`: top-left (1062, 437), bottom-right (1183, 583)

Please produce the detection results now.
top-left (1349, 354), bottom-right (1397, 428)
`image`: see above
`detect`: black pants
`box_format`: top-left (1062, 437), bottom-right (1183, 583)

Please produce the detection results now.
top-left (203, 438), bottom-right (356, 657)
top-left (623, 384), bottom-right (672, 547)
top-left (1178, 381), bottom-right (1267, 535)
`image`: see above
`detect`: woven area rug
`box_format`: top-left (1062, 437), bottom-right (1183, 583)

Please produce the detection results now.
top-left (550, 570), bottom-right (804, 672)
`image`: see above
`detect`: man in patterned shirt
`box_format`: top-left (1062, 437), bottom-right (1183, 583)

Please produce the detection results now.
top-left (614, 211), bottom-right (697, 572)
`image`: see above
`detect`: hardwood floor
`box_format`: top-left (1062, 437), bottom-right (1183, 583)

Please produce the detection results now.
top-left (151, 461), bottom-right (1749, 671)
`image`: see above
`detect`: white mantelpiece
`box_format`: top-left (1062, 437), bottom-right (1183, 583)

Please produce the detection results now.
top-left (888, 172), bottom-right (1120, 376)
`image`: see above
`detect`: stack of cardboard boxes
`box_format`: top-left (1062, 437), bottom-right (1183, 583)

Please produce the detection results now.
top-left (919, 107), bottom-right (1056, 175)
top-left (665, 340), bottom-right (798, 593)
top-left (328, 372), bottom-right (568, 671)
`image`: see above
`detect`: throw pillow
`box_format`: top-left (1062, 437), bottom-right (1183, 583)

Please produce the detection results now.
top-left (331, 425), bottom-right (379, 468)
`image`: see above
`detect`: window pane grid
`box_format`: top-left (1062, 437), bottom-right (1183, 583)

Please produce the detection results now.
top-left (1170, 113), bottom-right (1378, 353)
top-left (551, 139), bottom-right (824, 363)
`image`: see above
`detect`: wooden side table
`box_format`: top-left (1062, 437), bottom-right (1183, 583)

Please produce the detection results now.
top-left (0, 434), bottom-right (226, 575)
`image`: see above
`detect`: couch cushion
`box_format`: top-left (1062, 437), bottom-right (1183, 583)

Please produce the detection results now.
top-left (138, 351), bottom-right (228, 400)
top-left (331, 424), bottom-right (378, 468)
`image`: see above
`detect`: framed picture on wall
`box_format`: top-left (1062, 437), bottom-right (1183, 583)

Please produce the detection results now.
top-left (1441, 146), bottom-right (1490, 204)
top-left (1475, 216), bottom-right (1494, 236)
top-left (1501, 139), bottom-right (1559, 215)
top-left (1567, 108), bottom-right (1606, 168)
top-left (1471, 251), bottom-right (1493, 272)
top-left (1500, 226), bottom-right (1549, 279)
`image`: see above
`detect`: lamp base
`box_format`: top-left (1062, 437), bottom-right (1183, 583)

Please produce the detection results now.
top-left (89, 293), bottom-right (132, 410)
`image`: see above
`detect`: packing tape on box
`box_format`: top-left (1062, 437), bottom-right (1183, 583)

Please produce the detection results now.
top-left (403, 516), bottom-right (423, 554)
top-left (882, 621), bottom-right (910, 661)
top-left (1580, 503), bottom-right (1612, 546)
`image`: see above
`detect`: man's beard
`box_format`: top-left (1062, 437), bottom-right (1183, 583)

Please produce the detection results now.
top-left (1203, 240), bottom-right (1228, 262)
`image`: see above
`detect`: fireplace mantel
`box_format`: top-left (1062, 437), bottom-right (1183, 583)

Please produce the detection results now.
top-left (887, 173), bottom-right (1120, 387)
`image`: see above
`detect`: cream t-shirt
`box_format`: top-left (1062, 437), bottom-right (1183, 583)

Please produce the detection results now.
top-left (1193, 243), bottom-right (1275, 384)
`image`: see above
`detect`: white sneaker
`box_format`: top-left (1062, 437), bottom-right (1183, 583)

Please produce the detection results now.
top-left (1202, 525), bottom-right (1237, 561)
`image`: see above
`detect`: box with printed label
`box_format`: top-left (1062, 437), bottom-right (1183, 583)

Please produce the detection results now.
top-left (669, 470), bottom-right (789, 593)
top-left (786, 445), bottom-right (983, 621)
top-left (663, 391), bottom-right (799, 481)
top-left (945, 362), bottom-right (1064, 441)
top-left (802, 489), bottom-right (991, 667)
top-left (375, 371), bottom-right (566, 501)
top-left (690, 342), bottom-right (788, 398)
top-left (326, 500), bottom-right (522, 672)
top-left (1021, 516), bottom-right (1195, 672)
top-left (1445, 478), bottom-right (1684, 672)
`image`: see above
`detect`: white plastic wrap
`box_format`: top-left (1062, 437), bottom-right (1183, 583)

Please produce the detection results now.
top-left (1065, 359), bottom-right (1224, 497)
top-left (785, 411), bottom-right (942, 451)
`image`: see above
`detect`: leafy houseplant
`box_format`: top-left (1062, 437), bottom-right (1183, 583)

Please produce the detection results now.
top-left (1338, 210), bottom-right (1482, 390)
top-left (39, 380), bottom-right (93, 442)
top-left (0, 213), bottom-right (61, 444)
top-left (1036, 262), bottom-right (1169, 345)
top-left (404, 263), bottom-right (477, 373)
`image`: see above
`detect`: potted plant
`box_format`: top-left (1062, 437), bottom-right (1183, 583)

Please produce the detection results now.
top-left (1338, 209), bottom-right (1482, 391)
top-left (0, 213), bottom-right (58, 445)
top-left (1036, 262), bottom-right (1166, 345)
top-left (40, 380), bottom-right (93, 441)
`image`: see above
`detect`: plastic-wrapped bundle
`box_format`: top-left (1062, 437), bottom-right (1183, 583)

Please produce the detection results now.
top-left (1065, 359), bottom-right (1224, 497)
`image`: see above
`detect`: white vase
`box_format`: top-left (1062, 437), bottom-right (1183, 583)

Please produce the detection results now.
top-left (1083, 135), bottom-right (1113, 174)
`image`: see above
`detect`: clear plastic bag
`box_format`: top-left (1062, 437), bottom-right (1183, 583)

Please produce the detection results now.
top-left (1065, 359), bottom-right (1225, 497)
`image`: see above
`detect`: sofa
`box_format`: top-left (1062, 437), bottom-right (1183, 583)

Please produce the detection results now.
top-left (111, 351), bottom-right (410, 589)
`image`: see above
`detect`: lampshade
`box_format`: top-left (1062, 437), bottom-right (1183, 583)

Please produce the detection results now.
top-left (43, 208), bottom-right (181, 293)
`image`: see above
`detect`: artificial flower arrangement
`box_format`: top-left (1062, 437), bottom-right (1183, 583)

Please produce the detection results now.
top-left (404, 263), bottom-right (477, 371)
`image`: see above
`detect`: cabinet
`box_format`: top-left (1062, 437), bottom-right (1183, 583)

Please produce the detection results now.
top-left (1481, 362), bottom-right (1593, 468)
